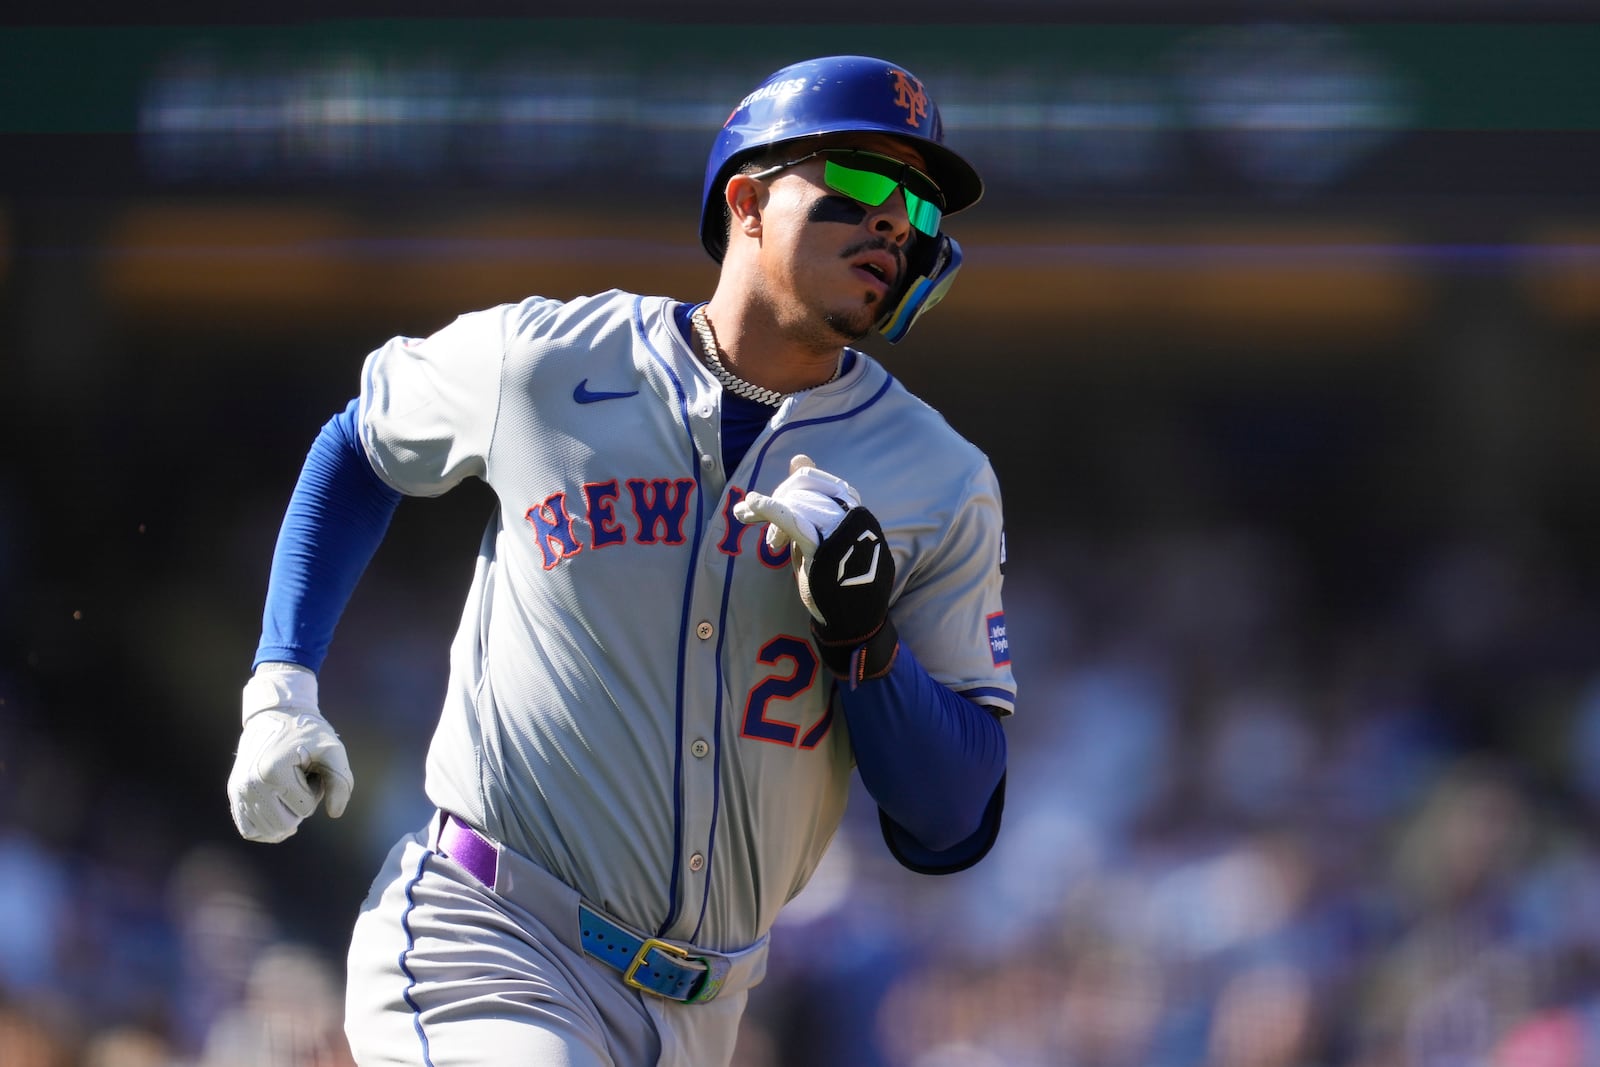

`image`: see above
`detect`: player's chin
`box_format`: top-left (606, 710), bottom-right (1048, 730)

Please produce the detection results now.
top-left (822, 294), bottom-right (883, 342)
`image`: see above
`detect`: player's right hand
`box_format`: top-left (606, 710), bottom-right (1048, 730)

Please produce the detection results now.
top-left (227, 662), bottom-right (354, 844)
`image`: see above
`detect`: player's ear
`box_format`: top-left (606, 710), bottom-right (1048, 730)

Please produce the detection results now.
top-left (725, 174), bottom-right (764, 242)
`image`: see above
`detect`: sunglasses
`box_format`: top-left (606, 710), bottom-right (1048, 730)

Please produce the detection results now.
top-left (749, 149), bottom-right (945, 238)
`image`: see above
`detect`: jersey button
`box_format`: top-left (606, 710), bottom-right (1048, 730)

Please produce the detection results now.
top-left (691, 738), bottom-right (710, 758)
top-left (700, 454), bottom-right (715, 470)
top-left (689, 853), bottom-right (705, 872)
top-left (696, 621), bottom-right (714, 640)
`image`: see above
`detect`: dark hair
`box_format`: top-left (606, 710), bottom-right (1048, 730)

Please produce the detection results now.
top-left (718, 144), bottom-right (804, 251)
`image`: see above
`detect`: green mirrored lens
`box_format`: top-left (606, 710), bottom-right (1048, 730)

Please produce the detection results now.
top-left (824, 160), bottom-right (895, 205)
top-left (823, 159), bottom-right (943, 237)
top-left (903, 194), bottom-right (942, 236)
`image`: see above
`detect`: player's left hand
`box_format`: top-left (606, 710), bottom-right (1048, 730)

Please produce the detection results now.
top-left (736, 455), bottom-right (897, 685)
top-left (733, 454), bottom-right (860, 558)
top-left (800, 505), bottom-right (898, 684)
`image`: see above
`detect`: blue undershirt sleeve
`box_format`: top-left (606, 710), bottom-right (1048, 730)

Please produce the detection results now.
top-left (837, 643), bottom-right (1009, 874)
top-left (253, 399), bottom-right (403, 672)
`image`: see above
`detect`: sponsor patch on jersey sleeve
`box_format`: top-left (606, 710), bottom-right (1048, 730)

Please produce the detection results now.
top-left (986, 611), bottom-right (1010, 667)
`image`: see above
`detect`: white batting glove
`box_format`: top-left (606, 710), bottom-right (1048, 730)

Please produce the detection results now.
top-left (227, 662), bottom-right (354, 844)
top-left (733, 454), bottom-right (862, 560)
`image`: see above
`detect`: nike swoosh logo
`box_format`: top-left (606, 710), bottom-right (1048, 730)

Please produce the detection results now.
top-left (574, 379), bottom-right (640, 404)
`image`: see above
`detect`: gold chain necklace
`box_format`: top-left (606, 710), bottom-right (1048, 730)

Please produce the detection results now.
top-left (690, 305), bottom-right (841, 407)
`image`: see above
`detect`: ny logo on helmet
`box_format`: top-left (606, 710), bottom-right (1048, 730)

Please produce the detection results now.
top-left (890, 70), bottom-right (928, 128)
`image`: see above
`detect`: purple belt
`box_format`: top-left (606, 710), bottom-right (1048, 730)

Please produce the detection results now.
top-left (435, 813), bottom-right (731, 1003)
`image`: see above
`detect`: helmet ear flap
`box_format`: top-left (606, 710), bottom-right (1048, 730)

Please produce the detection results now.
top-left (877, 235), bottom-right (963, 344)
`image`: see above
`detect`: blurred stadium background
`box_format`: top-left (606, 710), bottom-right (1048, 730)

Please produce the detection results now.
top-left (4, 5), bottom-right (1600, 1065)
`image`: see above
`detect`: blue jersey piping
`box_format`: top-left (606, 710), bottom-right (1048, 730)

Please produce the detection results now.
top-left (688, 369), bottom-right (897, 944)
top-left (632, 296), bottom-right (710, 938)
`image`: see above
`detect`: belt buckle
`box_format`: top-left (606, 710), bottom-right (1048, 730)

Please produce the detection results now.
top-left (623, 937), bottom-right (723, 1003)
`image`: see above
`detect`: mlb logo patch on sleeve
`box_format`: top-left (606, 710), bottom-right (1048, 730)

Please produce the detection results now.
top-left (986, 612), bottom-right (1010, 666)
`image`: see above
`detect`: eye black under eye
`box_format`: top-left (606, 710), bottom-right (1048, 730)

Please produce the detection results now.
top-left (807, 195), bottom-right (869, 226)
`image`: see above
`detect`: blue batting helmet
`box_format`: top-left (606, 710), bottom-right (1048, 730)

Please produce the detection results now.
top-left (699, 55), bottom-right (984, 262)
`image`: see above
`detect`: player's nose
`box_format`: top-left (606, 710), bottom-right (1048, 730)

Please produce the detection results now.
top-left (865, 192), bottom-right (914, 247)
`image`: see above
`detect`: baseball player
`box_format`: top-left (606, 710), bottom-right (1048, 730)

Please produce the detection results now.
top-left (226, 54), bottom-right (1015, 1067)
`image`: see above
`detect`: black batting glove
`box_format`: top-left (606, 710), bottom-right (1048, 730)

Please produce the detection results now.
top-left (799, 506), bottom-right (899, 685)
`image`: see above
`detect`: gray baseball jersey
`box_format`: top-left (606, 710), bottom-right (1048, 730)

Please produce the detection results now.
top-left (356, 289), bottom-right (1015, 954)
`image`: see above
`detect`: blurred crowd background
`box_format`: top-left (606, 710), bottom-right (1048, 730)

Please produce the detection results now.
top-left (5, 5), bottom-right (1600, 1066)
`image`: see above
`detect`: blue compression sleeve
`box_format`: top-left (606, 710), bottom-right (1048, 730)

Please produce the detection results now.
top-left (838, 643), bottom-right (1008, 873)
top-left (253, 400), bottom-right (402, 672)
